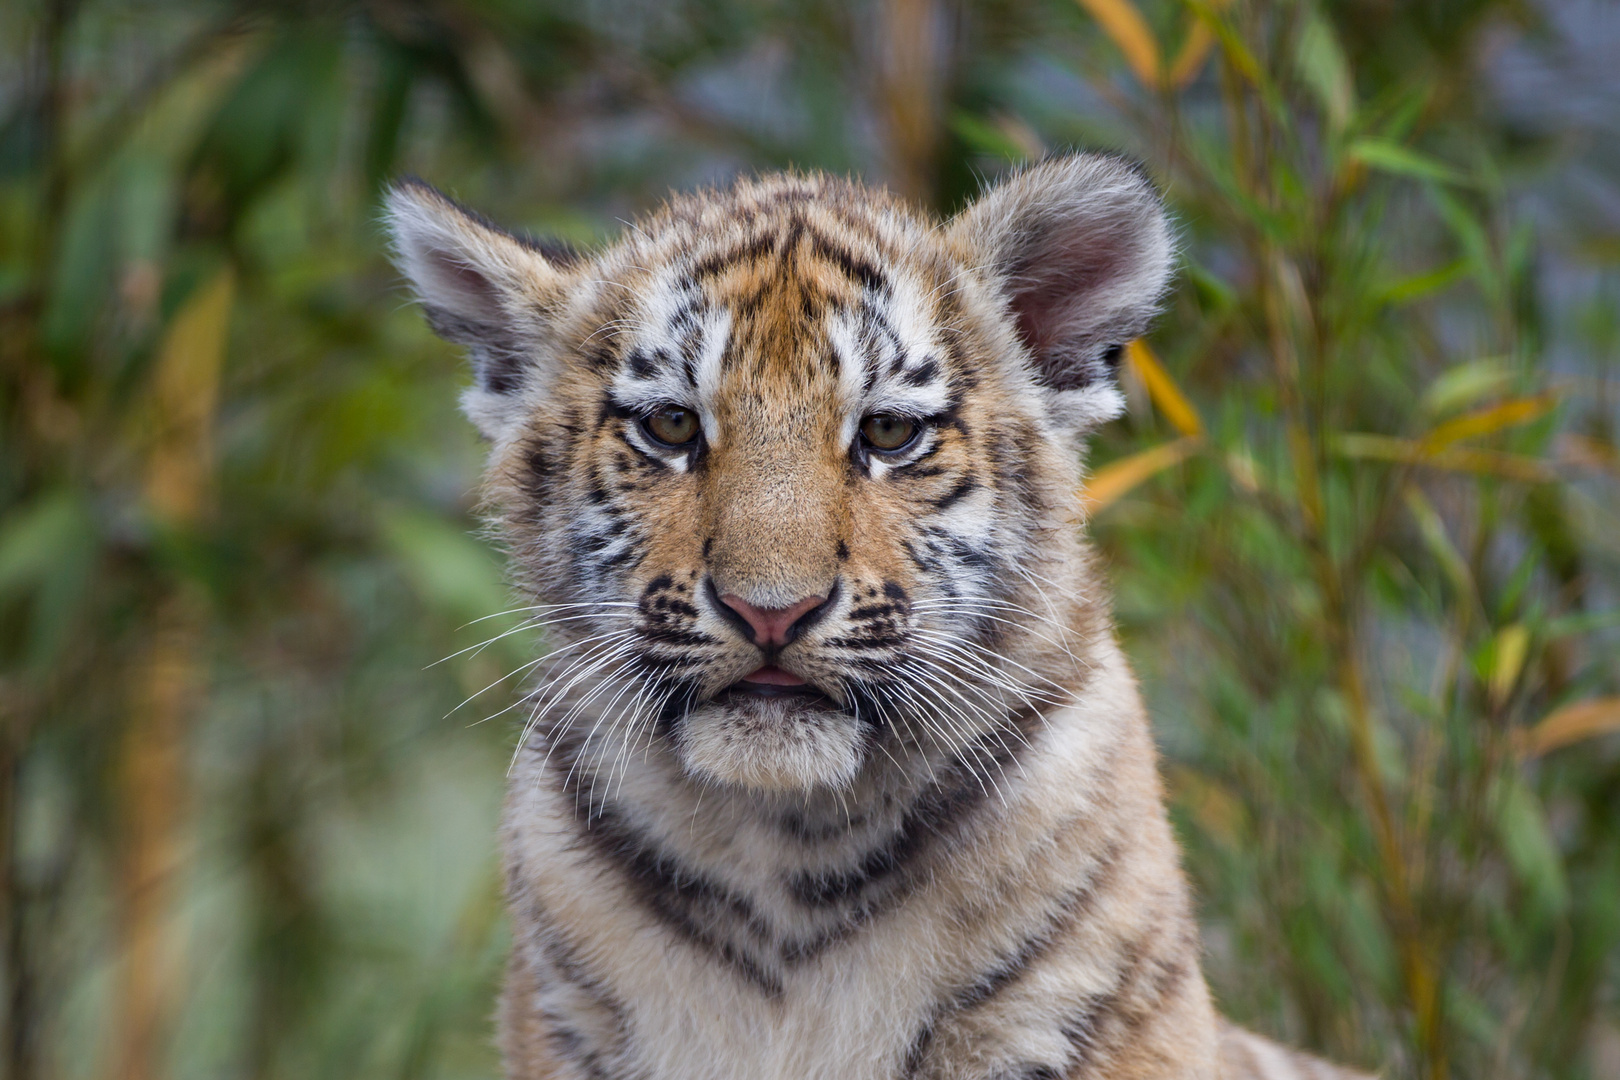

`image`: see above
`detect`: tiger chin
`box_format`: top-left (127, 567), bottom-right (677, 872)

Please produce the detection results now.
top-left (387, 157), bottom-right (1378, 1080)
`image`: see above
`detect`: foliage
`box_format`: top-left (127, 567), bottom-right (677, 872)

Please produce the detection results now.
top-left (0, 2), bottom-right (1615, 1079)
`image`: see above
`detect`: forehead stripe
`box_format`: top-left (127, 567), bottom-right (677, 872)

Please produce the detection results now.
top-left (806, 231), bottom-right (889, 294)
top-left (679, 216), bottom-right (892, 301)
top-left (901, 358), bottom-right (941, 387)
top-left (686, 229), bottom-right (782, 280)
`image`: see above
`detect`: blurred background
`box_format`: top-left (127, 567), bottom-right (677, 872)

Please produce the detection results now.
top-left (2, 1), bottom-right (1618, 1078)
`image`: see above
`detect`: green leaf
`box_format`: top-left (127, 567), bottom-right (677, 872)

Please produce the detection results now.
top-left (1181, 259), bottom-right (1237, 312)
top-left (1426, 184), bottom-right (1503, 304)
top-left (1349, 138), bottom-right (1468, 186)
top-left (1495, 777), bottom-right (1570, 915)
top-left (1294, 12), bottom-right (1354, 131)
top-left (1403, 487), bottom-right (1475, 602)
top-left (0, 489), bottom-right (99, 671)
top-left (1375, 258), bottom-right (1468, 308)
top-left (1422, 357), bottom-right (1516, 416)
top-left (948, 112), bottom-right (1034, 163)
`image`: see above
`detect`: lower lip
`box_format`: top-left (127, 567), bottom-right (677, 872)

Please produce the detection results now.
top-left (740, 665), bottom-right (807, 687)
top-left (724, 667), bottom-right (829, 702)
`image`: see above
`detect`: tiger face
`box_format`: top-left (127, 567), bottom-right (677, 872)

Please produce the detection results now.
top-left (388, 157), bottom-right (1172, 795)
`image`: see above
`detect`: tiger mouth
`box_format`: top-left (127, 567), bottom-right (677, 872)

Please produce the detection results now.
top-left (716, 666), bottom-right (839, 707)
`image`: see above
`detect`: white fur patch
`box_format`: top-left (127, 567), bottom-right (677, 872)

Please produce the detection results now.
top-left (678, 699), bottom-right (866, 793)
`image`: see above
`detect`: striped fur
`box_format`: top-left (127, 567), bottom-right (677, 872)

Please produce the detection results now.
top-left (387, 158), bottom-right (1376, 1080)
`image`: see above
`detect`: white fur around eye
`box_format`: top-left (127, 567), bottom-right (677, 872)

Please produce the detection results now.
top-left (621, 413), bottom-right (701, 472)
top-left (858, 421), bottom-right (937, 478)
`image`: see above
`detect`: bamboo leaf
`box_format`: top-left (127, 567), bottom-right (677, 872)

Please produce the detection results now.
top-left (1167, 20), bottom-right (1215, 88)
top-left (1183, 0), bottom-right (1264, 88)
top-left (146, 267), bottom-right (234, 525)
top-left (1376, 259), bottom-right (1469, 308)
top-left (1495, 776), bottom-right (1570, 914)
top-left (949, 111), bottom-right (1040, 163)
top-left (1075, 0), bottom-right (1161, 86)
top-left (0, 489), bottom-right (99, 671)
top-left (1427, 184), bottom-right (1502, 302)
top-left (1518, 698), bottom-right (1620, 758)
top-left (1336, 434), bottom-right (1558, 482)
top-left (1349, 138), bottom-right (1468, 186)
top-left (1166, 0), bottom-right (1233, 87)
top-left (1126, 340), bottom-right (1204, 437)
top-left (1294, 11), bottom-right (1354, 130)
top-left (1422, 357), bottom-right (1515, 416)
top-left (1403, 486), bottom-right (1475, 599)
top-left (1488, 624), bottom-right (1529, 708)
top-left (1083, 436), bottom-right (1202, 513)
top-left (1423, 395), bottom-right (1554, 451)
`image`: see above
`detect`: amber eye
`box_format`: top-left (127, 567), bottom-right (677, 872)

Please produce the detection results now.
top-left (860, 414), bottom-right (918, 452)
top-left (642, 405), bottom-right (700, 447)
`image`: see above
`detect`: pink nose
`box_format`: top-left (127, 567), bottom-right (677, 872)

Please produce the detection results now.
top-left (717, 592), bottom-right (828, 648)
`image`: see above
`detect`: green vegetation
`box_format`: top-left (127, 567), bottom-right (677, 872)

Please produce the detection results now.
top-left (1, 2), bottom-right (1615, 1078)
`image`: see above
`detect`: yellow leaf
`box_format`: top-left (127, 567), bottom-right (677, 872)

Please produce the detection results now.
top-left (1184, 0), bottom-right (1263, 87)
top-left (1489, 624), bottom-right (1529, 708)
top-left (1167, 20), bottom-right (1215, 87)
top-left (1427, 447), bottom-right (1556, 482)
top-left (1166, 0), bottom-right (1232, 88)
top-left (146, 268), bottom-right (234, 525)
top-left (1335, 434), bottom-right (1558, 483)
top-left (1423, 395), bottom-right (1554, 451)
top-left (1126, 340), bottom-right (1203, 438)
top-left (1082, 436), bottom-right (1201, 514)
top-left (1075, 0), bottom-right (1161, 87)
top-left (1518, 697), bottom-right (1620, 758)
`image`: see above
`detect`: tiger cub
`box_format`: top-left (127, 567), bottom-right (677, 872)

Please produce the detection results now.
top-left (387, 156), bottom-right (1375, 1080)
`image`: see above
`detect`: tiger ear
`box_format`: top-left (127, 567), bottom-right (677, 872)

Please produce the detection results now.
top-left (385, 179), bottom-right (576, 438)
top-left (948, 154), bottom-right (1173, 431)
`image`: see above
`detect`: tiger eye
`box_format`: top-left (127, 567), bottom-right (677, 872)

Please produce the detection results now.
top-left (644, 405), bottom-right (699, 446)
top-left (860, 414), bottom-right (917, 452)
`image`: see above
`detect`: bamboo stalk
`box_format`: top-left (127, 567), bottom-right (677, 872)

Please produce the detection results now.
top-left (6, 6), bottom-right (80, 1077)
top-left (1263, 242), bottom-right (1449, 1080)
top-left (1, 682), bottom-right (27, 1080)
top-left (116, 603), bottom-right (197, 1080)
top-left (877, 0), bottom-right (949, 206)
top-left (113, 269), bottom-right (233, 1080)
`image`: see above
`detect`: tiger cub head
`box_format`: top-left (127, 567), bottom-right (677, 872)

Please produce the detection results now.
top-left (388, 156), bottom-right (1172, 796)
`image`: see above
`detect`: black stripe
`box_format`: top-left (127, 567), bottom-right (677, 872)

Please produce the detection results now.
top-left (786, 722), bottom-right (1032, 911)
top-left (806, 229), bottom-right (890, 294)
top-left (1059, 927), bottom-right (1198, 1073)
top-left (562, 795), bottom-right (787, 996)
top-left (930, 475), bottom-right (978, 512)
top-left (625, 349), bottom-right (658, 378)
top-left (513, 909), bottom-right (632, 1078)
top-left (422, 306), bottom-right (528, 393)
top-left (687, 229), bottom-right (781, 280)
top-left (900, 846), bottom-right (1123, 1077)
top-left (902, 358), bottom-right (941, 387)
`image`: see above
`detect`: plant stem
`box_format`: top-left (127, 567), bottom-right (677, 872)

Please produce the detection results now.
top-left (1263, 239), bottom-right (1448, 1079)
